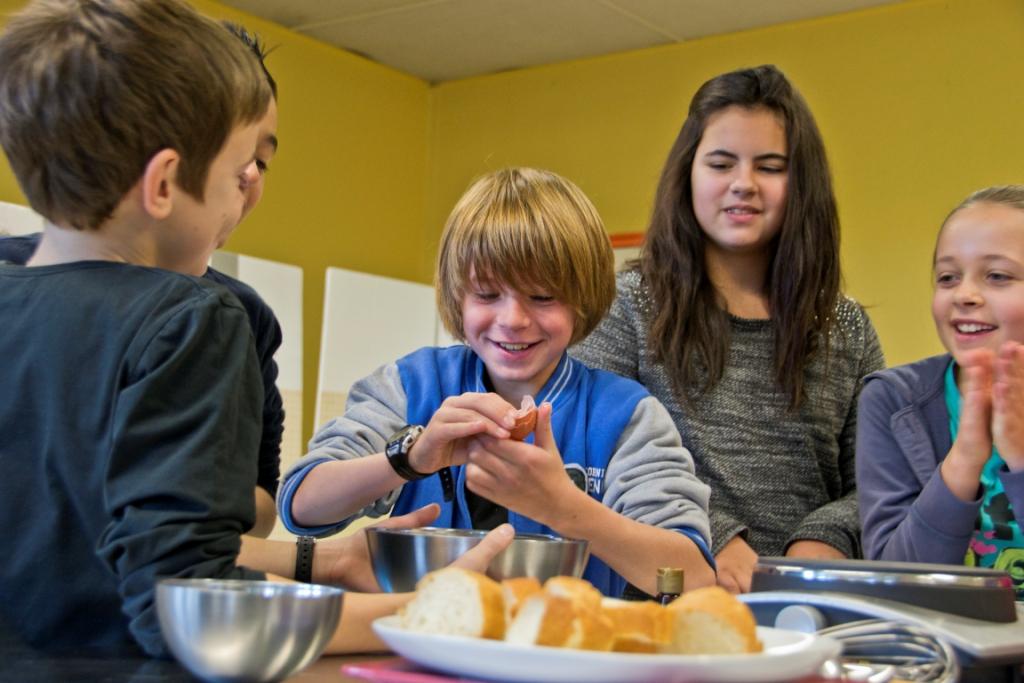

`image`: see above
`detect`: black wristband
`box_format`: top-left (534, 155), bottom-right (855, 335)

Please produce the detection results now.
top-left (295, 535), bottom-right (315, 583)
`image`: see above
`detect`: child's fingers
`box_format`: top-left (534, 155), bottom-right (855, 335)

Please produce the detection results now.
top-left (376, 503), bottom-right (441, 530)
top-left (995, 342), bottom-right (1024, 390)
top-left (464, 459), bottom-right (503, 500)
top-left (530, 402), bottom-right (554, 449)
top-left (955, 363), bottom-right (993, 464)
top-left (432, 406), bottom-right (510, 439)
top-left (445, 392), bottom-right (518, 430)
top-left (466, 438), bottom-right (515, 481)
top-left (960, 364), bottom-right (992, 426)
top-left (450, 524), bottom-right (514, 573)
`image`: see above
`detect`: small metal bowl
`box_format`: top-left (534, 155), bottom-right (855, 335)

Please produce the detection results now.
top-left (366, 527), bottom-right (589, 592)
top-left (156, 578), bottom-right (343, 682)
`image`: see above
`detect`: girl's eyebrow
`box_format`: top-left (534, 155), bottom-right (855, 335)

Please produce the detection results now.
top-left (935, 254), bottom-right (1022, 265)
top-left (702, 149), bottom-right (788, 162)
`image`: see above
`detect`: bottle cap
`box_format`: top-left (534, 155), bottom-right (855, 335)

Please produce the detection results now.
top-left (657, 567), bottom-right (684, 594)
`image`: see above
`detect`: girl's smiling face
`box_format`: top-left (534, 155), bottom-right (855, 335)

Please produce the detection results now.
top-left (690, 105), bottom-right (789, 263)
top-left (932, 202), bottom-right (1024, 363)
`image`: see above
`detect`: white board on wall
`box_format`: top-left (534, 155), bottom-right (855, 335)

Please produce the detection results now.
top-left (210, 251), bottom-right (304, 542)
top-left (317, 267), bottom-right (456, 430)
top-left (211, 252), bottom-right (303, 394)
top-left (209, 251), bottom-right (303, 466)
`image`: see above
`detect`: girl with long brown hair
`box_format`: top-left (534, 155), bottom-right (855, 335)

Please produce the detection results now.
top-left (573, 65), bottom-right (884, 593)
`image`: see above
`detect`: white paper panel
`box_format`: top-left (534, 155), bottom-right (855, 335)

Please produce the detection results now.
top-left (316, 267), bottom-right (441, 429)
top-left (0, 200), bottom-right (44, 236)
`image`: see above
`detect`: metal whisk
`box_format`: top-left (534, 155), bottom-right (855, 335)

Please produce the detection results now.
top-left (817, 619), bottom-right (960, 683)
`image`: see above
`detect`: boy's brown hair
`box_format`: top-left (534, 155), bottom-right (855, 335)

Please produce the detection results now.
top-left (436, 167), bottom-right (615, 346)
top-left (0, 0), bottom-right (272, 231)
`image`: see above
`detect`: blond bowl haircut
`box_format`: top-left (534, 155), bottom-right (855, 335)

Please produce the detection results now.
top-left (0, 0), bottom-right (272, 231)
top-left (436, 168), bottom-right (616, 346)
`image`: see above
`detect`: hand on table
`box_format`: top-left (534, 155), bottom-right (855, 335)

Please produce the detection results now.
top-left (785, 539), bottom-right (846, 560)
top-left (314, 503), bottom-right (442, 591)
top-left (715, 536), bottom-right (758, 594)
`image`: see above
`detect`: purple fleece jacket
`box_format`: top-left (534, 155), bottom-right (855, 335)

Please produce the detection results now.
top-left (856, 354), bottom-right (1024, 562)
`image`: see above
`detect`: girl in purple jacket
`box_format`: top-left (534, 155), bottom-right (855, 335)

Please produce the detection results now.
top-left (857, 185), bottom-right (1024, 596)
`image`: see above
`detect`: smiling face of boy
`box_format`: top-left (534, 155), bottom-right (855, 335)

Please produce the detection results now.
top-left (932, 201), bottom-right (1024, 364)
top-left (461, 274), bottom-right (575, 405)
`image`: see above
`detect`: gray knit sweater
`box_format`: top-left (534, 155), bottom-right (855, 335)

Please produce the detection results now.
top-left (571, 269), bottom-right (885, 558)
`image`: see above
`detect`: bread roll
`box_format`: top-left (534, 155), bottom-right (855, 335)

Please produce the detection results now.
top-left (509, 395), bottom-right (537, 441)
top-left (662, 586), bottom-right (762, 655)
top-left (506, 594), bottom-right (614, 651)
top-left (600, 598), bottom-right (672, 653)
top-left (398, 568), bottom-right (506, 639)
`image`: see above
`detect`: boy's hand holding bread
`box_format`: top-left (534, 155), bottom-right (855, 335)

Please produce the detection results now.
top-left (408, 393), bottom-right (529, 474)
top-left (406, 393), bottom-right (539, 477)
top-left (464, 401), bottom-right (583, 526)
top-left (397, 568), bottom-right (761, 655)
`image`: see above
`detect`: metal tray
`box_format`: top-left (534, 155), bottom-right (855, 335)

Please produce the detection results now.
top-left (751, 557), bottom-right (1017, 623)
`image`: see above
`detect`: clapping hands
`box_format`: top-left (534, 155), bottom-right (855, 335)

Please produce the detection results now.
top-left (942, 342), bottom-right (1024, 501)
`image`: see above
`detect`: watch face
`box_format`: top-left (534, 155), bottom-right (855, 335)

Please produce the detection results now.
top-left (387, 425), bottom-right (423, 457)
top-left (399, 430), bottom-right (417, 451)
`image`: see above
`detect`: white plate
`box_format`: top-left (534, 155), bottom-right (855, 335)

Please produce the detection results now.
top-left (372, 616), bottom-right (840, 683)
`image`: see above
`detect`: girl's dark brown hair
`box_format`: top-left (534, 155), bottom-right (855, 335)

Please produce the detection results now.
top-left (642, 64), bottom-right (840, 409)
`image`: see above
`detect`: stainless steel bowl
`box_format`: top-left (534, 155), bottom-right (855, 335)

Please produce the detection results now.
top-left (366, 527), bottom-right (589, 592)
top-left (156, 578), bottom-right (343, 683)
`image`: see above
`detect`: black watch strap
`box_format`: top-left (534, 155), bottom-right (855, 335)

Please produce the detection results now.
top-left (385, 425), bottom-right (429, 481)
top-left (295, 535), bottom-right (315, 583)
top-left (439, 466), bottom-right (454, 502)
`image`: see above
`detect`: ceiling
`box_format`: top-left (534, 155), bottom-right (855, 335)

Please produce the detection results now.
top-left (218, 0), bottom-right (908, 83)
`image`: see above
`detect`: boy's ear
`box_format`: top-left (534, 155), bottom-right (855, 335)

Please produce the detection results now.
top-left (140, 149), bottom-right (180, 220)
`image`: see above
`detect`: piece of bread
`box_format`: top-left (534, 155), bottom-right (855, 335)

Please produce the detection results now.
top-left (502, 576), bottom-right (542, 623)
top-left (543, 576), bottom-right (603, 612)
top-left (509, 395), bottom-right (537, 441)
top-left (661, 586), bottom-right (762, 655)
top-left (398, 568), bottom-right (506, 639)
top-left (505, 594), bottom-right (614, 651)
top-left (600, 598), bottom-right (672, 653)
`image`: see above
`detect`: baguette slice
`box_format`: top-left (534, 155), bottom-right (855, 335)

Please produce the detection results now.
top-left (506, 594), bottom-right (614, 651)
top-left (662, 586), bottom-right (762, 655)
top-left (601, 598), bottom-right (672, 653)
top-left (543, 576), bottom-right (603, 612)
top-left (398, 568), bottom-right (506, 639)
top-left (502, 576), bottom-right (542, 623)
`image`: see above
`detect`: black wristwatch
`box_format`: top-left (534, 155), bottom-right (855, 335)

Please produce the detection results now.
top-left (385, 425), bottom-right (455, 502)
top-left (385, 425), bottom-right (429, 481)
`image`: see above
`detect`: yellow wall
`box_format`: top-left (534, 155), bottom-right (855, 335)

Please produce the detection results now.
top-left (428, 0), bottom-right (1024, 369)
top-left (1, 0), bottom-right (1022, 440)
